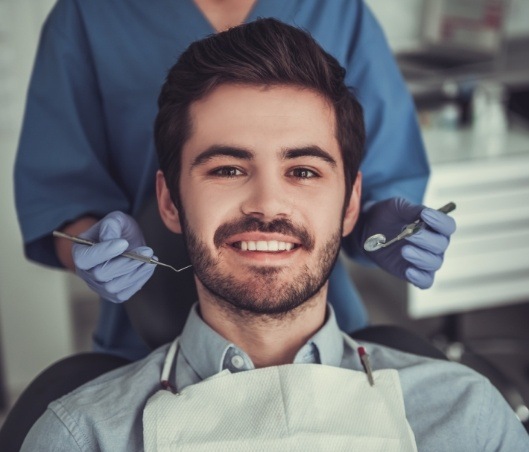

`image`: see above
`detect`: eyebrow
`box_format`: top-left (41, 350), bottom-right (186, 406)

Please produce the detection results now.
top-left (281, 146), bottom-right (337, 167)
top-left (191, 146), bottom-right (253, 168)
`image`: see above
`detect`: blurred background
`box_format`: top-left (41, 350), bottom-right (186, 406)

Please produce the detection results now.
top-left (1, 0), bottom-right (528, 429)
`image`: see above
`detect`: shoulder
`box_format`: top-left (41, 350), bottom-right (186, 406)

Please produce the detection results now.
top-left (289, 0), bottom-right (377, 45)
top-left (54, 344), bottom-right (169, 416)
top-left (361, 339), bottom-right (489, 396)
top-left (44, 0), bottom-right (138, 31)
top-left (36, 345), bottom-right (169, 450)
top-left (288, 0), bottom-right (394, 81)
top-left (363, 342), bottom-right (529, 450)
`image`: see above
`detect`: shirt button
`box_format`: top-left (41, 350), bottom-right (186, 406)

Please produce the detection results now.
top-left (231, 355), bottom-right (245, 369)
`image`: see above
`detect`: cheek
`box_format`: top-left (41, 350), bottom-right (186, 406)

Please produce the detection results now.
top-left (313, 213), bottom-right (343, 240)
top-left (308, 181), bottom-right (346, 212)
top-left (308, 193), bottom-right (346, 236)
top-left (180, 183), bottom-right (239, 242)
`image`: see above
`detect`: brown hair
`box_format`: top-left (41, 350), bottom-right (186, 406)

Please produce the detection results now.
top-left (155, 18), bottom-right (365, 205)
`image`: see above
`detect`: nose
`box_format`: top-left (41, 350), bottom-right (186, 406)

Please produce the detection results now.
top-left (240, 174), bottom-right (292, 220)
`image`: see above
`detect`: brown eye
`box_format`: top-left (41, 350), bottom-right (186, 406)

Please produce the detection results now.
top-left (211, 167), bottom-right (243, 177)
top-left (289, 168), bottom-right (318, 179)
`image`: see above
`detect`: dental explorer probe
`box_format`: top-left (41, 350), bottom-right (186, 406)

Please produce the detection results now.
top-left (53, 231), bottom-right (192, 273)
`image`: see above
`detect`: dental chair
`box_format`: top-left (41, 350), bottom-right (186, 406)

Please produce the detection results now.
top-left (0, 198), bottom-right (447, 451)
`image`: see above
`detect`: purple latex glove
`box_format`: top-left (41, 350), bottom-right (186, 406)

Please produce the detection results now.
top-left (358, 198), bottom-right (456, 289)
top-left (72, 211), bottom-right (156, 303)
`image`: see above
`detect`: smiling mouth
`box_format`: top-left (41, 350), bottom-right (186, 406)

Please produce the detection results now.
top-left (230, 240), bottom-right (301, 252)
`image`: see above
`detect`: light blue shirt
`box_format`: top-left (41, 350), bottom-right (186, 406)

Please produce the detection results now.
top-left (22, 305), bottom-right (529, 451)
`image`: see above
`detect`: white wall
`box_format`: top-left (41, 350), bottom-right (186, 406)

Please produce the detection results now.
top-left (0, 0), bottom-right (73, 398)
top-left (365, 0), bottom-right (529, 51)
top-left (505, 0), bottom-right (529, 38)
top-left (364, 0), bottom-right (423, 51)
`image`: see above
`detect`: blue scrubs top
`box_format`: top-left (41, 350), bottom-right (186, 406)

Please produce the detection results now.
top-left (15, 0), bottom-right (429, 360)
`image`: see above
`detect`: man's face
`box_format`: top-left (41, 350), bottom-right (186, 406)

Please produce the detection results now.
top-left (158, 84), bottom-right (360, 315)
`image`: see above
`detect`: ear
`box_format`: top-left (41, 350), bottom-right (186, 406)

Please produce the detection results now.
top-left (156, 170), bottom-right (182, 234)
top-left (342, 171), bottom-right (362, 237)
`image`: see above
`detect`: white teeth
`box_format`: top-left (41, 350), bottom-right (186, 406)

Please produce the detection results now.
top-left (268, 241), bottom-right (279, 251)
top-left (256, 241), bottom-right (267, 251)
top-left (236, 240), bottom-right (296, 252)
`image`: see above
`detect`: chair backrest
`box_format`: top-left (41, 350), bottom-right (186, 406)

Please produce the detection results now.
top-left (0, 353), bottom-right (130, 452)
top-left (351, 325), bottom-right (447, 361)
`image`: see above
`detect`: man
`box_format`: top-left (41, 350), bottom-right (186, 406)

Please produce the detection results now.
top-left (23, 19), bottom-right (527, 451)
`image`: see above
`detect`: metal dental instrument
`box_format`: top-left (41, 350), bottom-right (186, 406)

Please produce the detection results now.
top-left (363, 202), bottom-right (456, 253)
top-left (53, 231), bottom-right (192, 273)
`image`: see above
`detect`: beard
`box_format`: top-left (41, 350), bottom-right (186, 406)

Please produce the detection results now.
top-left (180, 213), bottom-right (342, 317)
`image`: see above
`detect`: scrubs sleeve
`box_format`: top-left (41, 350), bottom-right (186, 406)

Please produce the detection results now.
top-left (14, 0), bottom-right (130, 268)
top-left (340, 2), bottom-right (430, 259)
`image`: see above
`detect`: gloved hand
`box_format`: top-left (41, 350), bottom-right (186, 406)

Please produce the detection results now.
top-left (72, 211), bottom-right (156, 303)
top-left (356, 197), bottom-right (456, 289)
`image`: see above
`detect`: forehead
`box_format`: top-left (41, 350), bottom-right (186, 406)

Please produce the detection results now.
top-left (182, 84), bottom-right (341, 162)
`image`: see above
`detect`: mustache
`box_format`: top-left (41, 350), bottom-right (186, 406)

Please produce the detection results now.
top-left (214, 217), bottom-right (315, 251)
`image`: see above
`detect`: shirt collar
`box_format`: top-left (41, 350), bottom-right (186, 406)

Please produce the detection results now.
top-left (178, 303), bottom-right (344, 380)
top-left (298, 304), bottom-right (344, 367)
top-left (178, 304), bottom-right (237, 380)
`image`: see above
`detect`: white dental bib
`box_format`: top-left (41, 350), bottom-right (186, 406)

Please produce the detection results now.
top-left (143, 335), bottom-right (417, 451)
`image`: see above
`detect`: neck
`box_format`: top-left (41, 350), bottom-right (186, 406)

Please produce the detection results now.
top-left (197, 282), bottom-right (328, 368)
top-left (193, 0), bottom-right (257, 33)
